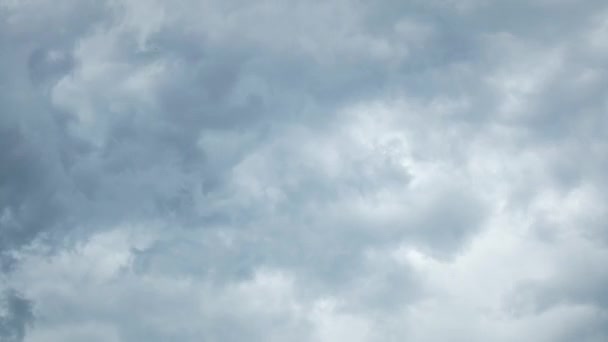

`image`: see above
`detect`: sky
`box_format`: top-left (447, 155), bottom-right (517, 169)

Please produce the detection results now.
top-left (1, 0), bottom-right (608, 341)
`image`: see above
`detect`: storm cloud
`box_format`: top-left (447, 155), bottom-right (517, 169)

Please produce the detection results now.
top-left (1, 0), bottom-right (608, 341)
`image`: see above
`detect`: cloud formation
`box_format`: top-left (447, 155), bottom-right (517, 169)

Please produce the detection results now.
top-left (0, 290), bottom-right (33, 342)
top-left (1, 0), bottom-right (608, 341)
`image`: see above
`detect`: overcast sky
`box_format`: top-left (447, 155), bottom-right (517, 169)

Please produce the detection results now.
top-left (1, 0), bottom-right (608, 341)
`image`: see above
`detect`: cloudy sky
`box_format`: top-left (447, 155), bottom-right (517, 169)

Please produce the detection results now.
top-left (1, 0), bottom-right (608, 341)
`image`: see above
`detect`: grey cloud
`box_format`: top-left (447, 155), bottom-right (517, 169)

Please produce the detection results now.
top-left (1, 0), bottom-right (608, 341)
top-left (0, 123), bottom-right (65, 271)
top-left (27, 48), bottom-right (76, 86)
top-left (507, 251), bottom-right (608, 316)
top-left (0, 290), bottom-right (34, 342)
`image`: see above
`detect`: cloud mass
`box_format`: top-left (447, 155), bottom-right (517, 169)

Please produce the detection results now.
top-left (1, 0), bottom-right (608, 341)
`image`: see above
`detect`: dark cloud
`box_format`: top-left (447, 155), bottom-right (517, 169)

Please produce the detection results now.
top-left (0, 290), bottom-right (34, 342)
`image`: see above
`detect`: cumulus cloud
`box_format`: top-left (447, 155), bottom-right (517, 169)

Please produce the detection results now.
top-left (1, 0), bottom-right (607, 341)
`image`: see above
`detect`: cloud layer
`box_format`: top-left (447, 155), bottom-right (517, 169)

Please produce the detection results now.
top-left (1, 0), bottom-right (608, 341)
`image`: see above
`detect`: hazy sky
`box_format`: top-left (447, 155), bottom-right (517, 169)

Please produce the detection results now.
top-left (1, 0), bottom-right (608, 341)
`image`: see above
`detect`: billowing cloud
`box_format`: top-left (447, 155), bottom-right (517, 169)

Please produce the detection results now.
top-left (1, 0), bottom-right (607, 341)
